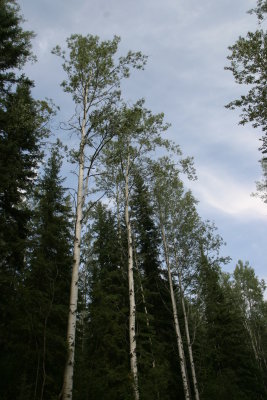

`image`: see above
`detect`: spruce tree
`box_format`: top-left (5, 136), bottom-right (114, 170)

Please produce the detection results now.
top-left (24, 146), bottom-right (72, 400)
top-left (0, 146), bottom-right (72, 399)
top-left (0, 0), bottom-right (34, 91)
top-left (196, 254), bottom-right (265, 400)
top-left (233, 260), bottom-right (267, 391)
top-left (131, 172), bottom-right (177, 399)
top-left (74, 203), bottom-right (131, 400)
top-left (0, 5), bottom-right (54, 397)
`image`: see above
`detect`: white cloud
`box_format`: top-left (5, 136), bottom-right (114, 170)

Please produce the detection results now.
top-left (19, 0), bottom-right (266, 278)
top-left (188, 166), bottom-right (267, 217)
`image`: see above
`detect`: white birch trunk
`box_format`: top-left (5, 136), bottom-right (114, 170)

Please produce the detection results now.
top-left (243, 318), bottom-right (260, 364)
top-left (61, 89), bottom-right (87, 400)
top-left (174, 252), bottom-right (200, 400)
top-left (133, 242), bottom-right (156, 368)
top-left (160, 223), bottom-right (191, 400)
top-left (124, 153), bottom-right (139, 400)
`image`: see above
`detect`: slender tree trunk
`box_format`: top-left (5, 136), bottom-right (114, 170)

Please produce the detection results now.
top-left (133, 240), bottom-right (156, 368)
top-left (61, 89), bottom-right (87, 400)
top-left (124, 153), bottom-right (139, 400)
top-left (116, 182), bottom-right (122, 243)
top-left (243, 318), bottom-right (260, 364)
top-left (160, 221), bottom-right (191, 400)
top-left (174, 251), bottom-right (200, 400)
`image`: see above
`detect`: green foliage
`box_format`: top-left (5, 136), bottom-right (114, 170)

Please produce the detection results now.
top-left (0, 147), bottom-right (72, 399)
top-left (52, 35), bottom-right (146, 106)
top-left (0, 3), bottom-right (266, 398)
top-left (98, 100), bottom-right (171, 194)
top-left (23, 147), bottom-right (72, 399)
top-left (74, 203), bottom-right (132, 400)
top-left (0, 0), bottom-right (35, 90)
top-left (131, 173), bottom-right (177, 399)
top-left (249, 0), bottom-right (267, 20)
top-left (195, 255), bottom-right (266, 399)
top-left (233, 260), bottom-right (267, 388)
top-left (225, 1), bottom-right (267, 142)
top-left (225, 0), bottom-right (267, 200)
top-left (0, 79), bottom-right (53, 277)
top-left (225, 29), bottom-right (267, 136)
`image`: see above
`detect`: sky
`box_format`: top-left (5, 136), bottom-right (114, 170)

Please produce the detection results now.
top-left (20, 0), bottom-right (266, 281)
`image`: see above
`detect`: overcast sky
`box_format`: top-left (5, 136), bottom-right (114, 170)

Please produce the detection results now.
top-left (20, 0), bottom-right (266, 281)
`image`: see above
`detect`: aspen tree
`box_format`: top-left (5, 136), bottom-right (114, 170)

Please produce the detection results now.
top-left (52, 35), bottom-right (146, 400)
top-left (168, 191), bottom-right (201, 400)
top-left (233, 261), bottom-right (267, 371)
top-left (173, 250), bottom-right (200, 400)
top-left (97, 101), bottom-right (168, 399)
top-left (160, 221), bottom-right (191, 400)
top-left (150, 157), bottom-right (196, 400)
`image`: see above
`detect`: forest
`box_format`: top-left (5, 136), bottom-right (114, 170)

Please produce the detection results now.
top-left (0, 0), bottom-right (266, 399)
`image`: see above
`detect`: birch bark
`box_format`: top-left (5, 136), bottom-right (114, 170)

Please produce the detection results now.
top-left (124, 152), bottom-right (139, 400)
top-left (160, 222), bottom-right (191, 400)
top-left (174, 250), bottom-right (200, 400)
top-left (61, 89), bottom-right (87, 400)
top-left (133, 240), bottom-right (156, 369)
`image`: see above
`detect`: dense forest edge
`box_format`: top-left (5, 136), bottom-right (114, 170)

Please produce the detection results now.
top-left (0, 1), bottom-right (266, 399)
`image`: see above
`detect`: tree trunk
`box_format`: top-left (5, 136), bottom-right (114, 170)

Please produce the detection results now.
top-left (174, 251), bottom-right (200, 400)
top-left (61, 89), bottom-right (87, 400)
top-left (124, 153), bottom-right (139, 400)
top-left (160, 222), bottom-right (191, 400)
top-left (133, 240), bottom-right (156, 369)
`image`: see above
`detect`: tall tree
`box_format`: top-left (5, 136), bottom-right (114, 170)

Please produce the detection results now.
top-left (52, 35), bottom-right (147, 400)
top-left (74, 203), bottom-right (131, 400)
top-left (0, 146), bottom-right (72, 399)
top-left (131, 173), bottom-right (175, 399)
top-left (233, 261), bottom-right (267, 377)
top-left (25, 146), bottom-right (72, 400)
top-left (196, 253), bottom-right (265, 400)
top-left (98, 101), bottom-right (170, 399)
top-left (150, 157), bottom-right (196, 400)
top-left (0, 80), bottom-right (52, 274)
top-left (0, 2), bottom-right (56, 397)
top-left (0, 51), bottom-right (53, 400)
top-left (0, 0), bottom-right (52, 282)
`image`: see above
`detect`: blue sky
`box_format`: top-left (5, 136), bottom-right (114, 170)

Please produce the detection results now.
top-left (20, 0), bottom-right (266, 281)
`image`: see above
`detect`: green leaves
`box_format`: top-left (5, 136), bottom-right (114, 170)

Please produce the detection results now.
top-left (0, 0), bottom-right (35, 90)
top-left (225, 3), bottom-right (267, 143)
top-left (52, 34), bottom-right (147, 106)
top-left (225, 0), bottom-right (267, 202)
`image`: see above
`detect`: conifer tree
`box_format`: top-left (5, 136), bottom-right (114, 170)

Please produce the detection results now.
top-left (131, 172), bottom-right (176, 399)
top-left (74, 203), bottom-right (131, 400)
top-left (0, 0), bottom-right (34, 91)
top-left (233, 261), bottom-right (267, 388)
top-left (0, 5), bottom-right (54, 396)
top-left (24, 146), bottom-right (72, 400)
top-left (196, 253), bottom-right (265, 400)
top-left (0, 146), bottom-right (72, 399)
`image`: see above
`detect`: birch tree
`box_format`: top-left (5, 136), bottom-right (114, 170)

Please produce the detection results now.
top-left (150, 157), bottom-right (197, 400)
top-left (166, 190), bottom-right (201, 400)
top-left (233, 260), bottom-right (267, 372)
top-left (98, 101), bottom-right (169, 399)
top-left (52, 35), bottom-right (146, 400)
